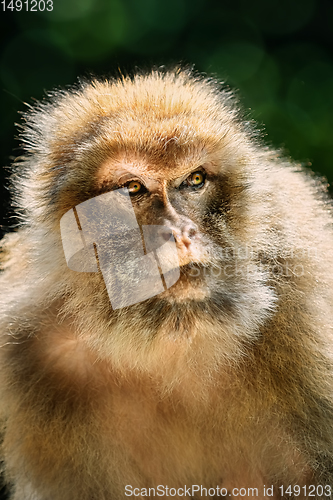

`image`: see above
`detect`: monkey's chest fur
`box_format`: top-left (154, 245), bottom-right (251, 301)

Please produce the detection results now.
top-left (2, 310), bottom-right (310, 500)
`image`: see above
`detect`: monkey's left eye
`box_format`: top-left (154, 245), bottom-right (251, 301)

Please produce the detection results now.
top-left (179, 171), bottom-right (206, 191)
top-left (127, 180), bottom-right (143, 195)
top-left (190, 172), bottom-right (204, 186)
top-left (187, 171), bottom-right (206, 189)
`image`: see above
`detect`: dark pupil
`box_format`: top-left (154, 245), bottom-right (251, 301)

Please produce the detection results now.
top-left (130, 182), bottom-right (140, 192)
top-left (193, 173), bottom-right (203, 184)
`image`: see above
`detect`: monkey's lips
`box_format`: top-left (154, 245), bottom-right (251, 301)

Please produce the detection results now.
top-left (150, 239), bottom-right (213, 301)
top-left (175, 243), bottom-right (210, 269)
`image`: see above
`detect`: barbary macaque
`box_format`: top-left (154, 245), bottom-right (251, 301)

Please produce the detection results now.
top-left (1, 67), bottom-right (333, 500)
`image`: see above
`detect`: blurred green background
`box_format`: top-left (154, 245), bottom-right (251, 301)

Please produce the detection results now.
top-left (0, 0), bottom-right (333, 234)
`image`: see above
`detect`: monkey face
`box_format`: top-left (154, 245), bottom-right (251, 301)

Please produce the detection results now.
top-left (96, 157), bottom-right (214, 262)
top-left (60, 145), bottom-right (265, 313)
top-left (60, 160), bottom-right (213, 307)
top-left (56, 139), bottom-right (275, 367)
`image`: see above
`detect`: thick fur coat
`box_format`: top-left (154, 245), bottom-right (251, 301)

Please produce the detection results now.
top-left (1, 68), bottom-right (333, 499)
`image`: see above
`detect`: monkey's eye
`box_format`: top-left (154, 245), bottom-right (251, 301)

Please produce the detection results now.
top-left (127, 180), bottom-right (143, 195)
top-left (190, 171), bottom-right (205, 187)
top-left (180, 171), bottom-right (206, 190)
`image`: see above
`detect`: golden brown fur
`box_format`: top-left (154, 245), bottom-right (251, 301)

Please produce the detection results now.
top-left (1, 68), bottom-right (333, 499)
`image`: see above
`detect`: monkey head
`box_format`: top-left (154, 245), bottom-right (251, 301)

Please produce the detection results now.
top-left (14, 69), bottom-right (279, 373)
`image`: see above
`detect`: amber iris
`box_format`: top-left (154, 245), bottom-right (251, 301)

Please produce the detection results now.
top-left (128, 180), bottom-right (142, 194)
top-left (190, 171), bottom-right (204, 186)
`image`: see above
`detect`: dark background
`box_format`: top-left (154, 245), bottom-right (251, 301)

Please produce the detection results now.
top-left (0, 0), bottom-right (332, 497)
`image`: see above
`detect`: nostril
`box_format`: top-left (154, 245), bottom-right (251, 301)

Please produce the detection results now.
top-left (159, 223), bottom-right (197, 248)
top-left (187, 227), bottom-right (197, 238)
top-left (184, 225), bottom-right (197, 240)
top-left (180, 225), bottom-right (197, 249)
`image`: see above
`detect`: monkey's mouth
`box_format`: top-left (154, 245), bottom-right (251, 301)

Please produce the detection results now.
top-left (179, 262), bottom-right (210, 276)
top-left (155, 262), bottom-right (213, 302)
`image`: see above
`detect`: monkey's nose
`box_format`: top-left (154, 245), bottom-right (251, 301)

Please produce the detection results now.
top-left (172, 224), bottom-right (197, 249)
